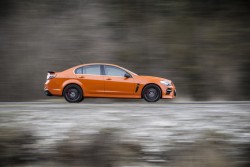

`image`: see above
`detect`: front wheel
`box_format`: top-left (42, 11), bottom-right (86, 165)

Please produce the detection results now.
top-left (63, 84), bottom-right (83, 103)
top-left (142, 84), bottom-right (161, 102)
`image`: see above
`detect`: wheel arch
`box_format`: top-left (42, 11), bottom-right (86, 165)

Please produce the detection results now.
top-left (62, 80), bottom-right (83, 96)
top-left (141, 83), bottom-right (162, 99)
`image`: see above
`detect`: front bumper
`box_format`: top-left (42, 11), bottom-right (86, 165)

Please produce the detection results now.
top-left (166, 88), bottom-right (176, 96)
top-left (161, 86), bottom-right (176, 99)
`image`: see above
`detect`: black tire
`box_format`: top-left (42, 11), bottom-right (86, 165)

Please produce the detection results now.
top-left (63, 84), bottom-right (83, 103)
top-left (142, 84), bottom-right (161, 102)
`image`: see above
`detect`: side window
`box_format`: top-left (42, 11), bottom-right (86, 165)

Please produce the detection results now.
top-left (104, 66), bottom-right (128, 77)
top-left (75, 67), bottom-right (83, 74)
top-left (82, 65), bottom-right (101, 75)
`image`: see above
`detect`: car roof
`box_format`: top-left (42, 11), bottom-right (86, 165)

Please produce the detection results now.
top-left (77, 63), bottom-right (117, 67)
top-left (73, 63), bottom-right (128, 69)
top-left (72, 63), bottom-right (138, 76)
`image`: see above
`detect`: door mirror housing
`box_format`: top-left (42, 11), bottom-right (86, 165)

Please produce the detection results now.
top-left (124, 73), bottom-right (131, 78)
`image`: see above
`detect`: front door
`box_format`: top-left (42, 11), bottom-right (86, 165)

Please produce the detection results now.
top-left (103, 65), bottom-right (136, 97)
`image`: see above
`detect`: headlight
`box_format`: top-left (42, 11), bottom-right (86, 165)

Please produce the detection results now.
top-left (160, 80), bottom-right (171, 86)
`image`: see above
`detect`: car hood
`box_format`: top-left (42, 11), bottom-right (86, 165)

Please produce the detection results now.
top-left (138, 75), bottom-right (171, 82)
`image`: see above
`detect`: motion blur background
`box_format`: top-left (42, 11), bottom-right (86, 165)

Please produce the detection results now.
top-left (0, 0), bottom-right (250, 101)
top-left (1, 1), bottom-right (250, 167)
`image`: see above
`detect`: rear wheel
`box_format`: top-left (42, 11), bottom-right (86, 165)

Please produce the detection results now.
top-left (142, 84), bottom-right (161, 102)
top-left (63, 84), bottom-right (83, 103)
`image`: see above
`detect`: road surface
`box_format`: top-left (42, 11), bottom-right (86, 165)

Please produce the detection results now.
top-left (0, 101), bottom-right (249, 149)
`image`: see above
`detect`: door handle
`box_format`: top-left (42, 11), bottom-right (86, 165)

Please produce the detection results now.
top-left (78, 76), bottom-right (85, 78)
top-left (106, 78), bottom-right (112, 80)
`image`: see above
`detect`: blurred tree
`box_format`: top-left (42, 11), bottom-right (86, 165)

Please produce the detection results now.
top-left (0, 0), bottom-right (249, 101)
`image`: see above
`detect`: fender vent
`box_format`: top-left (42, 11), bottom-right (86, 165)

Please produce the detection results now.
top-left (135, 83), bottom-right (140, 92)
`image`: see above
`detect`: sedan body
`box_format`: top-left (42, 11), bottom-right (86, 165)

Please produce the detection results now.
top-left (44, 63), bottom-right (176, 102)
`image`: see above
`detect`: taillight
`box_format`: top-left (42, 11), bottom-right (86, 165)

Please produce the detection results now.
top-left (47, 72), bottom-right (56, 80)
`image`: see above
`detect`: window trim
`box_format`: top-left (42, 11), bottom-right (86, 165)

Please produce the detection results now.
top-left (100, 65), bottom-right (105, 75)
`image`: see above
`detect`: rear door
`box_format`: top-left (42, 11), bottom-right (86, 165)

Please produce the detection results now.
top-left (103, 65), bottom-right (136, 97)
top-left (75, 65), bottom-right (104, 96)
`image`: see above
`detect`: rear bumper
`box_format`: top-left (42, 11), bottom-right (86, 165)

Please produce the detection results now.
top-left (44, 90), bottom-right (53, 96)
top-left (44, 79), bottom-right (62, 96)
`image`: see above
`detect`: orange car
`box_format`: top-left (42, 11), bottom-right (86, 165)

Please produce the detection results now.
top-left (44, 63), bottom-right (176, 102)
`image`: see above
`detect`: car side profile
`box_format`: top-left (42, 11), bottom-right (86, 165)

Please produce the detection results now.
top-left (44, 63), bottom-right (176, 103)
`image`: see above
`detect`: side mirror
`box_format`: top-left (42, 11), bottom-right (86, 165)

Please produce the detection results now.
top-left (124, 73), bottom-right (131, 78)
